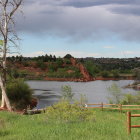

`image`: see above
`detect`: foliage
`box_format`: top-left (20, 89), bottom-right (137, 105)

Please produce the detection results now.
top-left (22, 61), bottom-right (30, 67)
top-left (133, 68), bottom-right (140, 81)
top-left (61, 85), bottom-right (74, 101)
top-left (47, 67), bottom-right (82, 78)
top-left (111, 70), bottom-right (120, 78)
top-left (56, 58), bottom-right (63, 67)
top-left (108, 83), bottom-right (140, 105)
top-left (36, 61), bottom-right (47, 70)
top-left (63, 58), bottom-right (71, 64)
top-left (0, 40), bottom-right (3, 46)
top-left (64, 54), bottom-right (73, 59)
top-left (108, 83), bottom-right (123, 104)
top-left (121, 92), bottom-right (140, 105)
top-left (7, 68), bottom-right (20, 79)
top-left (45, 101), bottom-right (95, 123)
top-left (0, 79), bottom-right (33, 109)
top-left (79, 94), bottom-right (88, 106)
top-left (47, 62), bottom-right (58, 72)
top-left (84, 60), bottom-right (100, 76)
top-left (101, 70), bottom-right (110, 78)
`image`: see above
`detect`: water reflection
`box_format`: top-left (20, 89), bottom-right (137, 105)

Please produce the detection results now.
top-left (27, 80), bottom-right (137, 109)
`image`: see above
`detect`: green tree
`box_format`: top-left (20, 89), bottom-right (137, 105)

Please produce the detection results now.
top-left (61, 85), bottom-right (74, 101)
top-left (112, 70), bottom-right (120, 78)
top-left (64, 54), bottom-right (73, 59)
top-left (108, 83), bottom-right (123, 104)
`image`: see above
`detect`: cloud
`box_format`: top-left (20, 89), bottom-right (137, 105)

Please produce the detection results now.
top-left (26, 0), bottom-right (140, 8)
top-left (23, 51), bottom-right (46, 57)
top-left (15, 0), bottom-right (140, 42)
top-left (103, 46), bottom-right (115, 49)
top-left (124, 51), bottom-right (140, 55)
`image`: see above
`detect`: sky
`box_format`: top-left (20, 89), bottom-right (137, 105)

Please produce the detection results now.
top-left (15, 0), bottom-right (140, 58)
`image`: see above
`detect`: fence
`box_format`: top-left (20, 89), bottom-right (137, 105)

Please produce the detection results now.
top-left (83, 103), bottom-right (140, 112)
top-left (127, 112), bottom-right (140, 134)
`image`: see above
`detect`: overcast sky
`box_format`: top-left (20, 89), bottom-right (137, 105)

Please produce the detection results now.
top-left (16, 0), bottom-right (140, 58)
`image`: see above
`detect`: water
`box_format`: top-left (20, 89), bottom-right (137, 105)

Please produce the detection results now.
top-left (26, 80), bottom-right (137, 109)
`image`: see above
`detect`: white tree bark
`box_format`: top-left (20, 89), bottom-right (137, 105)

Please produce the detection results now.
top-left (1, 94), bottom-right (5, 108)
top-left (0, 75), bottom-right (11, 110)
top-left (0, 0), bottom-right (23, 111)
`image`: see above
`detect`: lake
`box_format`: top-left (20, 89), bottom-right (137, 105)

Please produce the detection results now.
top-left (27, 80), bottom-right (137, 109)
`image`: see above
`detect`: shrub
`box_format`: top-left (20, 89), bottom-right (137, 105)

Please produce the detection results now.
top-left (36, 61), bottom-right (47, 70)
top-left (7, 68), bottom-right (20, 79)
top-left (79, 94), bottom-right (88, 106)
top-left (133, 68), bottom-right (140, 81)
top-left (48, 63), bottom-right (58, 72)
top-left (0, 79), bottom-right (33, 109)
top-left (22, 61), bottom-right (30, 67)
top-left (101, 70), bottom-right (110, 78)
top-left (47, 67), bottom-right (82, 78)
top-left (61, 85), bottom-right (74, 101)
top-left (56, 58), bottom-right (63, 67)
top-left (64, 58), bottom-right (71, 64)
top-left (108, 83), bottom-right (140, 105)
top-left (121, 92), bottom-right (140, 105)
top-left (111, 70), bottom-right (120, 78)
top-left (108, 83), bottom-right (123, 104)
top-left (84, 60), bottom-right (99, 76)
top-left (46, 101), bottom-right (95, 123)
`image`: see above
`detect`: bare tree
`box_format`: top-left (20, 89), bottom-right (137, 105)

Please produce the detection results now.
top-left (0, 0), bottom-right (23, 111)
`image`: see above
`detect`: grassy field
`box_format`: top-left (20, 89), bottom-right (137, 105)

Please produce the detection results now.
top-left (0, 110), bottom-right (140, 140)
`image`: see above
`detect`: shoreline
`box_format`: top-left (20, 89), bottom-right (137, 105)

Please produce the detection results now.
top-left (43, 76), bottom-right (135, 82)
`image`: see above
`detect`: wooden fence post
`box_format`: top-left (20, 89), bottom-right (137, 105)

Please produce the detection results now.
top-left (119, 104), bottom-right (122, 113)
top-left (101, 102), bottom-right (103, 111)
top-left (127, 112), bottom-right (131, 134)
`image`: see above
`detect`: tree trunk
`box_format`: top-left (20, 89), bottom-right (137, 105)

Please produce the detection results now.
top-left (0, 76), bottom-right (12, 111)
top-left (1, 94), bottom-right (6, 108)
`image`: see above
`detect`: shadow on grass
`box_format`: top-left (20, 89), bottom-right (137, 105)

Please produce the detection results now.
top-left (0, 131), bottom-right (9, 137)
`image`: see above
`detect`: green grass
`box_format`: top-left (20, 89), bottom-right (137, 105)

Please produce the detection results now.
top-left (0, 110), bottom-right (140, 140)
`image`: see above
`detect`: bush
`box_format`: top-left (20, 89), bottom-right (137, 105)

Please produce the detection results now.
top-left (47, 67), bottom-right (82, 78)
top-left (61, 85), bottom-right (74, 101)
top-left (7, 68), bottom-right (20, 79)
top-left (121, 92), bottom-right (140, 105)
top-left (0, 79), bottom-right (33, 109)
top-left (111, 70), bottom-right (120, 78)
top-left (101, 70), bottom-right (110, 78)
top-left (48, 63), bottom-right (58, 72)
top-left (36, 61), bottom-right (47, 70)
top-left (46, 101), bottom-right (95, 123)
top-left (133, 68), bottom-right (140, 81)
top-left (108, 83), bottom-right (123, 104)
top-left (55, 58), bottom-right (63, 67)
top-left (64, 58), bottom-right (71, 64)
top-left (84, 60), bottom-right (100, 76)
top-left (108, 83), bottom-right (140, 105)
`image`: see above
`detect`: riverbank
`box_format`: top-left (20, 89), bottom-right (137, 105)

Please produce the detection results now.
top-left (124, 82), bottom-right (140, 90)
top-left (44, 76), bottom-right (135, 82)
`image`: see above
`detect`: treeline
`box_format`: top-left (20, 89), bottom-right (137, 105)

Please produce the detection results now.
top-left (7, 54), bottom-right (140, 79)
top-left (7, 54), bottom-right (82, 79)
top-left (7, 54), bottom-right (73, 62)
top-left (78, 57), bottom-right (140, 77)
top-left (79, 57), bottom-right (140, 72)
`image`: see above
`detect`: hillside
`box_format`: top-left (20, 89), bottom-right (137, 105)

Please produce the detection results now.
top-left (6, 55), bottom-right (140, 81)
